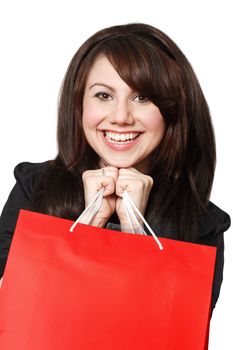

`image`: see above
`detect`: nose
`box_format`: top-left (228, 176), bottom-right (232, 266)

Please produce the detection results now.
top-left (109, 100), bottom-right (134, 125)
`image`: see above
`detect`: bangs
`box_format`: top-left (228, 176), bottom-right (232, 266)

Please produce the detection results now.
top-left (105, 38), bottom-right (155, 98)
top-left (94, 36), bottom-right (184, 121)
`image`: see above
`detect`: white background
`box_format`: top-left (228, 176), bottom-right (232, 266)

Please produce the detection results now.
top-left (0, 0), bottom-right (232, 348)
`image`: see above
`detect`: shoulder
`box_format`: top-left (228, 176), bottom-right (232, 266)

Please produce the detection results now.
top-left (13, 161), bottom-right (51, 198)
top-left (198, 201), bottom-right (231, 240)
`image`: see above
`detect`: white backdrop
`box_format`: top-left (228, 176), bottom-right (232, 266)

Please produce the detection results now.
top-left (0, 1), bottom-right (232, 348)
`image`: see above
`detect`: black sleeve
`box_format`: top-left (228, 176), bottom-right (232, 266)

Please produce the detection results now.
top-left (0, 162), bottom-right (47, 277)
top-left (198, 202), bottom-right (231, 312)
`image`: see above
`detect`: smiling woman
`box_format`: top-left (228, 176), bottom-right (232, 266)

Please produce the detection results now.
top-left (0, 23), bottom-right (230, 318)
top-left (82, 56), bottom-right (165, 171)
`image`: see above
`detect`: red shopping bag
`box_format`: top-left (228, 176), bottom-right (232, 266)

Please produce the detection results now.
top-left (0, 209), bottom-right (216, 350)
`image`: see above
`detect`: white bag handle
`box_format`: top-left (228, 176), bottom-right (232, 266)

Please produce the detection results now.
top-left (122, 191), bottom-right (163, 250)
top-left (70, 188), bottom-right (105, 228)
top-left (70, 188), bottom-right (163, 250)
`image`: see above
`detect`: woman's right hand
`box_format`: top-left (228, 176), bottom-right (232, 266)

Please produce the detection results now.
top-left (82, 166), bottom-right (118, 227)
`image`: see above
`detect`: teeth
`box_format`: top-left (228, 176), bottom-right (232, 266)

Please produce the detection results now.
top-left (105, 131), bottom-right (140, 142)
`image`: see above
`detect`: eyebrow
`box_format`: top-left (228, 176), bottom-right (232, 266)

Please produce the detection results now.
top-left (89, 83), bottom-right (115, 92)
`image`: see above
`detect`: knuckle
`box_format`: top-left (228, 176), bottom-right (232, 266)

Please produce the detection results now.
top-left (106, 166), bottom-right (118, 172)
top-left (82, 170), bottom-right (89, 181)
top-left (149, 177), bottom-right (154, 187)
top-left (143, 175), bottom-right (153, 186)
top-left (119, 168), bottom-right (127, 175)
top-left (137, 181), bottom-right (144, 190)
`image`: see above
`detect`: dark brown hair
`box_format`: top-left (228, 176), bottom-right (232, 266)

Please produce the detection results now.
top-left (31, 23), bottom-right (216, 241)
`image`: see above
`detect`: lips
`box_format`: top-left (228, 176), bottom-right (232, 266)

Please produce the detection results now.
top-left (102, 130), bottom-right (142, 150)
top-left (104, 131), bottom-right (141, 143)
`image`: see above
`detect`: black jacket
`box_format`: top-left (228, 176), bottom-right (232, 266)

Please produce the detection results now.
top-left (0, 162), bottom-right (231, 313)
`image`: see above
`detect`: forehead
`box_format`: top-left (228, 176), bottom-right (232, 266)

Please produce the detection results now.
top-left (86, 55), bottom-right (125, 86)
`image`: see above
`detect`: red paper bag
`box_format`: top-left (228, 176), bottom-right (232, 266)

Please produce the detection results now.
top-left (0, 209), bottom-right (216, 350)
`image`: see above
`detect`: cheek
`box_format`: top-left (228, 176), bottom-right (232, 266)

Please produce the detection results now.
top-left (82, 105), bottom-right (102, 129)
top-left (145, 110), bottom-right (165, 135)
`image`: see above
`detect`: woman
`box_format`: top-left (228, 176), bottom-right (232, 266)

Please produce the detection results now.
top-left (0, 23), bottom-right (230, 312)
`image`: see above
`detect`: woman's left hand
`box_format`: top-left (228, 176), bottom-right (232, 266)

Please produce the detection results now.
top-left (115, 168), bottom-right (153, 232)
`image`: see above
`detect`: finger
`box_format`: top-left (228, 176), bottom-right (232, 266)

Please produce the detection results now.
top-left (98, 177), bottom-right (116, 197)
top-left (116, 177), bottom-right (153, 197)
top-left (83, 168), bottom-right (118, 182)
top-left (83, 174), bottom-right (116, 197)
top-left (98, 167), bottom-right (118, 195)
top-left (118, 170), bottom-right (153, 187)
top-left (117, 174), bottom-right (153, 186)
top-left (115, 178), bottom-right (140, 197)
top-left (100, 166), bottom-right (119, 181)
top-left (89, 176), bottom-right (116, 196)
top-left (118, 167), bottom-right (141, 176)
top-left (83, 166), bottom-right (118, 175)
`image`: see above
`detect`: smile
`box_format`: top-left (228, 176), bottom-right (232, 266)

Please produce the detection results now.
top-left (102, 130), bottom-right (142, 151)
top-left (104, 131), bottom-right (141, 144)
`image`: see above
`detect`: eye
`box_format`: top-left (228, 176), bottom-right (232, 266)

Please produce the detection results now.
top-left (94, 92), bottom-right (112, 101)
top-left (133, 95), bottom-right (150, 103)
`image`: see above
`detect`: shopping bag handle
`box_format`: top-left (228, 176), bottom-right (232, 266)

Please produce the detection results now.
top-left (122, 191), bottom-right (163, 250)
top-left (69, 188), bottom-right (163, 250)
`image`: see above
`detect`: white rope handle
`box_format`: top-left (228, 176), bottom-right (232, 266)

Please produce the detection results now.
top-left (123, 191), bottom-right (163, 250)
top-left (122, 193), bottom-right (147, 235)
top-left (69, 188), bottom-right (104, 232)
top-left (70, 188), bottom-right (163, 250)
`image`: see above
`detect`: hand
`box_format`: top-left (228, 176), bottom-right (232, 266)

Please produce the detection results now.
top-left (115, 168), bottom-right (153, 232)
top-left (82, 167), bottom-right (118, 227)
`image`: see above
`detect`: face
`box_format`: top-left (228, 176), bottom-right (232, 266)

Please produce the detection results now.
top-left (82, 56), bottom-right (165, 173)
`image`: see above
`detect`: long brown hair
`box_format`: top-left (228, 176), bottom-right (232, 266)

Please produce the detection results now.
top-left (31, 23), bottom-right (216, 241)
